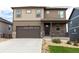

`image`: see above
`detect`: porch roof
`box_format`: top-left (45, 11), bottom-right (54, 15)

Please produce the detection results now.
top-left (41, 20), bottom-right (68, 23)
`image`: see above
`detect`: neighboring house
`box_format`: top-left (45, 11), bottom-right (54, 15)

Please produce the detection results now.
top-left (69, 8), bottom-right (79, 42)
top-left (0, 17), bottom-right (12, 38)
top-left (12, 6), bottom-right (68, 38)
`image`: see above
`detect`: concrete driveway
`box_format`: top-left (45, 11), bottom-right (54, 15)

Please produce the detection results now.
top-left (0, 38), bottom-right (42, 53)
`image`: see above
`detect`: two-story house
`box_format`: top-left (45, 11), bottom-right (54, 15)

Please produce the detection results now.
top-left (12, 6), bottom-right (68, 38)
top-left (0, 17), bottom-right (12, 38)
top-left (69, 8), bottom-right (79, 42)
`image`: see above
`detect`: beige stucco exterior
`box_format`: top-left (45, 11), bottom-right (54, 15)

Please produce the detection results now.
top-left (13, 8), bottom-right (44, 21)
top-left (13, 21), bottom-right (41, 31)
top-left (13, 8), bottom-right (66, 21)
top-left (12, 21), bottom-right (41, 38)
top-left (12, 6), bottom-right (67, 38)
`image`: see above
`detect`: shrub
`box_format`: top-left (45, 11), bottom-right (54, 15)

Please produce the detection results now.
top-left (66, 41), bottom-right (72, 45)
top-left (52, 39), bottom-right (61, 43)
top-left (73, 42), bottom-right (78, 46)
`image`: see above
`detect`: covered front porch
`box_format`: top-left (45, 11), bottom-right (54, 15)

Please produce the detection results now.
top-left (41, 20), bottom-right (68, 37)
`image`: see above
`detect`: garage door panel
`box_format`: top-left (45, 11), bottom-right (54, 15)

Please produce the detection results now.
top-left (16, 26), bottom-right (40, 38)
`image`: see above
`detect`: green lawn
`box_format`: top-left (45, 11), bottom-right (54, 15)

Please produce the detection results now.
top-left (48, 45), bottom-right (79, 53)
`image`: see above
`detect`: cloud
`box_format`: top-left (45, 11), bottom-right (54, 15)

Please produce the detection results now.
top-left (0, 0), bottom-right (78, 22)
top-left (0, 9), bottom-right (13, 22)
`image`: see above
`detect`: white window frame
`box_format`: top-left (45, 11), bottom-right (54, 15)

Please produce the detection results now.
top-left (58, 11), bottom-right (64, 18)
top-left (26, 9), bottom-right (31, 14)
top-left (56, 25), bottom-right (61, 32)
top-left (8, 25), bottom-right (11, 31)
top-left (46, 11), bottom-right (50, 14)
top-left (74, 29), bottom-right (76, 33)
top-left (70, 21), bottom-right (72, 25)
top-left (36, 9), bottom-right (41, 17)
top-left (15, 9), bottom-right (22, 17)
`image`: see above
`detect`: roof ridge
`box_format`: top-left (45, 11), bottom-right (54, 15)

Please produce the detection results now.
top-left (12, 6), bottom-right (68, 9)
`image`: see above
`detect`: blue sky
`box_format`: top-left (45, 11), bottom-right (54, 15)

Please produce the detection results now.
top-left (0, 9), bottom-right (13, 22)
top-left (0, 0), bottom-right (79, 22)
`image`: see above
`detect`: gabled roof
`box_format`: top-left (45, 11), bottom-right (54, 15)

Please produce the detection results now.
top-left (69, 8), bottom-right (79, 20)
top-left (12, 6), bottom-right (68, 10)
top-left (0, 17), bottom-right (12, 25)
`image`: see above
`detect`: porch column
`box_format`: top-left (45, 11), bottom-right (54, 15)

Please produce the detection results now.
top-left (50, 22), bottom-right (52, 36)
top-left (41, 22), bottom-right (44, 38)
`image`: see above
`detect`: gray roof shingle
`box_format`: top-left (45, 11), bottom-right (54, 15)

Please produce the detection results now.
top-left (0, 17), bottom-right (12, 25)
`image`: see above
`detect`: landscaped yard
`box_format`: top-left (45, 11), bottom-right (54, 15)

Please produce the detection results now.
top-left (48, 45), bottom-right (79, 53)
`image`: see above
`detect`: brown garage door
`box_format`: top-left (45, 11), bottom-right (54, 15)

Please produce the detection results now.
top-left (16, 26), bottom-right (40, 38)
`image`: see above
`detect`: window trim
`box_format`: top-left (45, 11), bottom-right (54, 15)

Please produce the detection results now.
top-left (70, 21), bottom-right (72, 25)
top-left (26, 9), bottom-right (31, 14)
top-left (56, 27), bottom-right (60, 31)
top-left (58, 11), bottom-right (65, 18)
top-left (8, 25), bottom-right (11, 31)
top-left (56, 25), bottom-right (61, 31)
top-left (15, 9), bottom-right (22, 17)
top-left (46, 11), bottom-right (50, 14)
top-left (36, 9), bottom-right (41, 18)
top-left (74, 29), bottom-right (76, 33)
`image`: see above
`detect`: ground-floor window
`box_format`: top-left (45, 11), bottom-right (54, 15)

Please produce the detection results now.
top-left (56, 27), bottom-right (60, 31)
top-left (56, 25), bottom-right (61, 31)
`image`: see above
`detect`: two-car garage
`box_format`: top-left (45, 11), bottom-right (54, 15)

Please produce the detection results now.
top-left (16, 26), bottom-right (41, 38)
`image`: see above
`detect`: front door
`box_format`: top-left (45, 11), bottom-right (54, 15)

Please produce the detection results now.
top-left (44, 23), bottom-right (50, 36)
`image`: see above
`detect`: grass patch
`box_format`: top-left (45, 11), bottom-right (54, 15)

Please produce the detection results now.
top-left (48, 45), bottom-right (79, 53)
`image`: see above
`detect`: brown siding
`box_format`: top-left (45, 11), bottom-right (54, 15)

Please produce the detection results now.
top-left (51, 23), bottom-right (66, 36)
top-left (44, 10), bottom-right (66, 20)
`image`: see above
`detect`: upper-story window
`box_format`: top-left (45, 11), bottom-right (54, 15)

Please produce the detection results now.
top-left (15, 9), bottom-right (22, 17)
top-left (58, 11), bottom-right (64, 18)
top-left (26, 9), bottom-right (31, 14)
top-left (36, 9), bottom-right (41, 17)
top-left (46, 11), bottom-right (50, 14)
